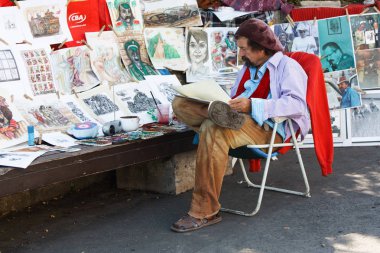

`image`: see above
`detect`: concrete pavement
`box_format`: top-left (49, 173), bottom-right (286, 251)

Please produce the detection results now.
top-left (0, 146), bottom-right (379, 253)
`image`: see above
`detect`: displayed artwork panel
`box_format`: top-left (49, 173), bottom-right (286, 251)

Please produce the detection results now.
top-left (355, 48), bottom-right (380, 89)
top-left (85, 31), bottom-right (132, 85)
top-left (16, 44), bottom-right (56, 96)
top-left (106, 0), bottom-right (144, 33)
top-left (117, 31), bottom-right (158, 81)
top-left (0, 7), bottom-right (26, 44)
top-left (0, 48), bottom-right (20, 82)
top-left (350, 91), bottom-right (380, 141)
top-left (185, 28), bottom-right (212, 83)
top-left (206, 27), bottom-right (238, 73)
top-left (18, 0), bottom-right (72, 45)
top-left (273, 21), bottom-right (319, 55)
top-left (143, 0), bottom-right (202, 28)
top-left (145, 75), bottom-right (182, 104)
top-left (350, 13), bottom-right (380, 51)
top-left (50, 46), bottom-right (100, 95)
top-left (76, 85), bottom-right (131, 124)
top-left (14, 95), bottom-right (81, 132)
top-left (318, 17), bottom-right (355, 73)
top-left (60, 95), bottom-right (101, 124)
top-left (113, 82), bottom-right (158, 124)
top-left (144, 28), bottom-right (187, 71)
top-left (324, 69), bottom-right (362, 109)
top-left (0, 95), bottom-right (30, 150)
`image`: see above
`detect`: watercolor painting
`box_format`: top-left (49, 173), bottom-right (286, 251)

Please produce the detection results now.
top-left (143, 0), bottom-right (202, 28)
top-left (86, 31), bottom-right (132, 85)
top-left (18, 0), bottom-right (72, 45)
top-left (117, 31), bottom-right (158, 81)
top-left (106, 0), bottom-right (144, 33)
top-left (144, 28), bottom-right (187, 71)
top-left (0, 95), bottom-right (29, 150)
top-left (50, 46), bottom-right (99, 95)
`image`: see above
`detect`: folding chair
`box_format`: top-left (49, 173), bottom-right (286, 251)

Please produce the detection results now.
top-left (223, 117), bottom-right (310, 217)
top-left (221, 52), bottom-right (333, 216)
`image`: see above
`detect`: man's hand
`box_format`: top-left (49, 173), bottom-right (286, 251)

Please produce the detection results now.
top-left (228, 98), bottom-right (251, 113)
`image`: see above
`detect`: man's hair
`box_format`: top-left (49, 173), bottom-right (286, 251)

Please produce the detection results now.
top-left (322, 42), bottom-right (342, 52)
top-left (235, 34), bottom-right (277, 56)
top-left (186, 29), bottom-right (209, 63)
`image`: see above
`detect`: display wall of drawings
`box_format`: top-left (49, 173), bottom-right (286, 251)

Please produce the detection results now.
top-left (273, 20), bottom-right (319, 55)
top-left (76, 85), bottom-right (131, 124)
top-left (13, 94), bottom-right (81, 133)
top-left (85, 31), bottom-right (132, 85)
top-left (144, 28), bottom-right (187, 71)
top-left (117, 31), bottom-right (158, 81)
top-left (18, 0), bottom-right (72, 45)
top-left (50, 46), bottom-right (100, 95)
top-left (106, 0), bottom-right (144, 33)
top-left (143, 0), bottom-right (202, 28)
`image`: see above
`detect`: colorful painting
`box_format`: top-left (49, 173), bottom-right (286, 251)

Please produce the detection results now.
top-left (19, 46), bottom-right (56, 96)
top-left (76, 85), bottom-right (131, 124)
top-left (206, 27), bottom-right (238, 73)
top-left (19, 0), bottom-right (72, 45)
top-left (85, 31), bottom-right (132, 85)
top-left (144, 28), bottom-right (187, 71)
top-left (113, 82), bottom-right (157, 124)
top-left (14, 94), bottom-right (81, 132)
top-left (0, 95), bottom-right (29, 150)
top-left (117, 31), bottom-right (158, 81)
top-left (106, 0), bottom-right (144, 33)
top-left (50, 46), bottom-right (100, 95)
top-left (318, 17), bottom-right (355, 73)
top-left (143, 0), bottom-right (202, 28)
top-left (324, 69), bottom-right (362, 109)
top-left (0, 6), bottom-right (26, 44)
top-left (350, 14), bottom-right (380, 51)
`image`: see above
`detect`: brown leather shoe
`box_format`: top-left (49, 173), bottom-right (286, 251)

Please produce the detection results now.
top-left (208, 101), bottom-right (245, 130)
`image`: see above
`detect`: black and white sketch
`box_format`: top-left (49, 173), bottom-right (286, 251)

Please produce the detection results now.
top-left (83, 94), bottom-right (119, 116)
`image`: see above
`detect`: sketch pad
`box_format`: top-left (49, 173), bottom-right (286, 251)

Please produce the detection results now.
top-left (172, 79), bottom-right (230, 104)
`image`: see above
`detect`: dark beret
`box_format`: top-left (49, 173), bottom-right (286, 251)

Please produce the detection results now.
top-left (235, 18), bottom-right (284, 52)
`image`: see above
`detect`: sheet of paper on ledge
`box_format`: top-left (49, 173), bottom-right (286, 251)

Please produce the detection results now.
top-left (213, 10), bottom-right (255, 22)
top-left (0, 151), bottom-right (46, 169)
top-left (172, 79), bottom-right (230, 104)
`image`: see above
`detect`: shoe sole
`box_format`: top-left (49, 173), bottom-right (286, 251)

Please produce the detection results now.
top-left (208, 101), bottom-right (245, 130)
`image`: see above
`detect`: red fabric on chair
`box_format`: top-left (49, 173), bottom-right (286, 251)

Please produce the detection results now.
top-left (285, 52), bottom-right (333, 176)
top-left (290, 5), bottom-right (365, 22)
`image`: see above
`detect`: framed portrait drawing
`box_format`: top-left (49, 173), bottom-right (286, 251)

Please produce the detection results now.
top-left (327, 18), bottom-right (342, 35)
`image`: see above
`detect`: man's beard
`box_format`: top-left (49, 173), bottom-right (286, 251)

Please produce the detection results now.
top-left (242, 56), bottom-right (254, 67)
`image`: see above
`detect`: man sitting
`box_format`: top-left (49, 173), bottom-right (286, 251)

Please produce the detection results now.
top-left (171, 18), bottom-right (310, 232)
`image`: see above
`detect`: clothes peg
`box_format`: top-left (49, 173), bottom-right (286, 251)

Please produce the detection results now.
top-left (56, 91), bottom-right (60, 100)
top-left (22, 40), bottom-right (32, 45)
top-left (23, 94), bottom-right (33, 101)
top-left (313, 16), bottom-right (317, 25)
top-left (72, 89), bottom-right (79, 98)
top-left (108, 25), bottom-right (119, 37)
top-left (0, 38), bottom-right (9, 45)
top-left (14, 0), bottom-right (20, 9)
top-left (360, 8), bottom-right (369, 15)
top-left (38, 132), bottom-right (43, 145)
top-left (10, 95), bottom-right (14, 103)
top-left (345, 8), bottom-right (350, 21)
top-left (97, 25), bottom-right (106, 37)
top-left (374, 6), bottom-right (380, 14)
top-left (58, 38), bottom-right (68, 49)
top-left (285, 15), bottom-right (295, 28)
top-left (203, 21), bottom-right (211, 30)
top-left (66, 0), bottom-right (71, 6)
top-left (81, 39), bottom-right (93, 51)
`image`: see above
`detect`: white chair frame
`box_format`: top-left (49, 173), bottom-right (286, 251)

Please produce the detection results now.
top-left (221, 118), bottom-right (311, 216)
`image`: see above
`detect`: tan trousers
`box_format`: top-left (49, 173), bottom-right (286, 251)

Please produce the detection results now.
top-left (172, 97), bottom-right (282, 219)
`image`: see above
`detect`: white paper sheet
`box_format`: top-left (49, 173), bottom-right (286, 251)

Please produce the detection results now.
top-left (0, 151), bottom-right (46, 169)
top-left (0, 6), bottom-right (26, 44)
top-left (42, 131), bottom-right (77, 147)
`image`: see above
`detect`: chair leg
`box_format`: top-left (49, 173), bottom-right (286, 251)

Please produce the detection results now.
top-left (221, 121), bottom-right (311, 216)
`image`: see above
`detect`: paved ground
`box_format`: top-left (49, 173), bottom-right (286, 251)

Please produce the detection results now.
top-left (0, 146), bottom-right (379, 253)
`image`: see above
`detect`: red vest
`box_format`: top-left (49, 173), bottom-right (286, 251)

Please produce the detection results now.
top-left (232, 67), bottom-right (270, 100)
